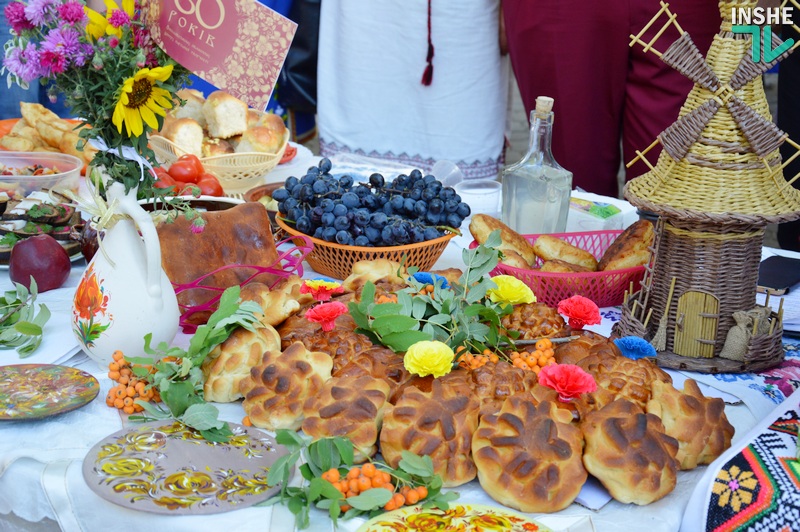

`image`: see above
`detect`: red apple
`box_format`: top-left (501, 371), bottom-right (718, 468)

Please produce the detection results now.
top-left (9, 235), bottom-right (71, 292)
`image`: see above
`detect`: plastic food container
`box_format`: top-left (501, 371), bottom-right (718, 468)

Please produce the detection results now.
top-left (0, 152), bottom-right (82, 200)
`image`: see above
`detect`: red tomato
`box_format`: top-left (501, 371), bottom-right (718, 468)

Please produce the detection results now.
top-left (197, 173), bottom-right (224, 196)
top-left (168, 160), bottom-right (201, 184)
top-left (177, 154), bottom-right (205, 176)
top-left (154, 172), bottom-right (176, 186)
top-left (153, 179), bottom-right (174, 190)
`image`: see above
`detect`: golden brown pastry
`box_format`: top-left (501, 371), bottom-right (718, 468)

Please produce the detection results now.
top-left (239, 275), bottom-right (312, 327)
top-left (157, 202), bottom-right (280, 326)
top-left (240, 342), bottom-right (333, 431)
top-left (333, 346), bottom-right (410, 401)
top-left (302, 375), bottom-right (391, 463)
top-left (236, 126), bottom-right (284, 154)
top-left (598, 220), bottom-right (654, 271)
top-left (201, 137), bottom-right (235, 157)
top-left (430, 268), bottom-right (463, 287)
top-left (468, 361), bottom-right (538, 417)
top-left (342, 259), bottom-right (407, 293)
top-left (554, 330), bottom-right (621, 366)
top-left (201, 325), bottom-right (281, 403)
top-left (388, 369), bottom-right (473, 405)
top-left (530, 383), bottom-right (617, 423)
top-left (646, 379), bottom-right (735, 470)
top-left (472, 395), bottom-right (587, 513)
top-left (159, 117), bottom-right (204, 157)
top-left (540, 259), bottom-right (593, 273)
top-left (577, 351), bottom-right (672, 409)
top-left (276, 302), bottom-right (359, 348)
top-left (500, 249), bottom-right (533, 269)
top-left (380, 379), bottom-right (480, 487)
top-left (533, 235), bottom-right (598, 271)
top-left (501, 302), bottom-right (570, 340)
top-left (581, 399), bottom-right (679, 505)
top-left (469, 214), bottom-right (537, 266)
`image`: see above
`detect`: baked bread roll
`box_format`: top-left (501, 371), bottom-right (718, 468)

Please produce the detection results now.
top-left (342, 259), bottom-right (407, 293)
top-left (598, 220), bottom-right (654, 271)
top-left (380, 379), bottom-right (480, 487)
top-left (530, 382), bottom-right (617, 422)
top-left (201, 324), bottom-right (281, 403)
top-left (554, 330), bottom-right (621, 366)
top-left (160, 117), bottom-right (204, 157)
top-left (277, 301), bottom-right (359, 347)
top-left (472, 395), bottom-right (587, 513)
top-left (203, 91), bottom-right (248, 139)
top-left (240, 342), bottom-right (333, 430)
top-left (157, 202), bottom-right (280, 326)
top-left (173, 88), bottom-right (207, 128)
top-left (578, 351), bottom-right (672, 409)
top-left (500, 249), bottom-right (532, 270)
top-left (501, 302), bottom-right (569, 340)
top-left (302, 375), bottom-right (391, 463)
top-left (430, 268), bottom-right (463, 287)
top-left (469, 214), bottom-right (536, 266)
top-left (388, 369), bottom-right (473, 405)
top-left (581, 399), bottom-right (679, 505)
top-left (468, 361), bottom-right (538, 417)
top-left (236, 126), bottom-right (283, 154)
top-left (333, 346), bottom-right (410, 401)
top-left (646, 379), bottom-right (734, 470)
top-left (540, 259), bottom-right (593, 273)
top-left (201, 137), bottom-right (235, 157)
top-left (239, 276), bottom-right (312, 327)
top-left (247, 110), bottom-right (288, 135)
top-left (533, 235), bottom-right (598, 271)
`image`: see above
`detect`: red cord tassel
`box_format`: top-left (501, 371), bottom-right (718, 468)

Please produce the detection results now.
top-left (421, 0), bottom-right (434, 86)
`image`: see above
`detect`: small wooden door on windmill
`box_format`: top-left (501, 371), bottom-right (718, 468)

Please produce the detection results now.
top-left (673, 290), bottom-right (719, 358)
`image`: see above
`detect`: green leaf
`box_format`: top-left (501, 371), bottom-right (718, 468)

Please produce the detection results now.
top-left (332, 437), bottom-right (355, 467)
top-left (275, 429), bottom-right (306, 451)
top-left (381, 330), bottom-right (432, 352)
top-left (369, 303), bottom-right (403, 317)
top-left (399, 451), bottom-right (434, 477)
top-left (427, 313), bottom-right (451, 325)
top-left (371, 315), bottom-right (419, 335)
top-left (179, 403), bottom-right (225, 430)
top-left (160, 380), bottom-right (201, 418)
top-left (346, 488), bottom-right (393, 511)
top-left (360, 282), bottom-right (376, 306)
top-left (287, 494), bottom-right (304, 514)
top-left (397, 290), bottom-right (413, 315)
top-left (319, 478), bottom-right (343, 500)
top-left (412, 298), bottom-right (428, 320)
top-left (299, 463), bottom-right (314, 481)
top-left (267, 450), bottom-right (298, 488)
top-left (198, 425), bottom-right (233, 443)
top-left (308, 477), bottom-right (325, 501)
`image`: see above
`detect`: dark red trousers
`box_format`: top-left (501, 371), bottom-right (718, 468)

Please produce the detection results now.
top-left (502, 0), bottom-right (721, 197)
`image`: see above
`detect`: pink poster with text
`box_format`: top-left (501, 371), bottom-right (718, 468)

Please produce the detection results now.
top-left (146, 0), bottom-right (297, 111)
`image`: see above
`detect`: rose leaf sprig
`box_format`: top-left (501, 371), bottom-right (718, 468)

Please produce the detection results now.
top-left (348, 230), bottom-right (520, 358)
top-left (126, 285), bottom-right (263, 442)
top-left (261, 430), bottom-right (458, 529)
top-left (0, 279), bottom-right (50, 357)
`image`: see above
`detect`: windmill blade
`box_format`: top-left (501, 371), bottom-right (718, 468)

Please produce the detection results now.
top-left (658, 99), bottom-right (720, 161)
top-left (660, 32), bottom-right (720, 91)
top-left (730, 32), bottom-right (795, 89)
top-left (727, 96), bottom-right (787, 157)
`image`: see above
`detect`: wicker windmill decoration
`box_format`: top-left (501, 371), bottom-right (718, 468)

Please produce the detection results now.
top-left (616, 0), bottom-right (800, 373)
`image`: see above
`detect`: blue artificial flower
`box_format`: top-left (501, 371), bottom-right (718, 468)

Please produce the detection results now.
top-left (614, 336), bottom-right (657, 360)
top-left (412, 272), bottom-right (450, 289)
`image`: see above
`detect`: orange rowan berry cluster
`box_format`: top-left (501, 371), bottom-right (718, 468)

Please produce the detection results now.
top-left (320, 464), bottom-right (428, 512)
top-left (456, 346), bottom-right (500, 370)
top-left (509, 338), bottom-right (557, 374)
top-left (415, 284), bottom-right (435, 297)
top-left (105, 350), bottom-right (160, 415)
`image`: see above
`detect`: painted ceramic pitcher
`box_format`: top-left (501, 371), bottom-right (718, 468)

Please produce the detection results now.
top-left (72, 179), bottom-right (179, 367)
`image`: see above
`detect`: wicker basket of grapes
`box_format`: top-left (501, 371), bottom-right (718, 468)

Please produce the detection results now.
top-left (273, 159), bottom-right (469, 279)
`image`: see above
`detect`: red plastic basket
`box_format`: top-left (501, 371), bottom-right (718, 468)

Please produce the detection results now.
top-left (471, 230), bottom-right (647, 308)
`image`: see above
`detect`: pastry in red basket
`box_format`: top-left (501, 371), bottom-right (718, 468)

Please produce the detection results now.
top-left (500, 302), bottom-right (570, 340)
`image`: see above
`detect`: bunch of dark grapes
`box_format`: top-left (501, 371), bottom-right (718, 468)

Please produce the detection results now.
top-left (274, 158), bottom-right (471, 247)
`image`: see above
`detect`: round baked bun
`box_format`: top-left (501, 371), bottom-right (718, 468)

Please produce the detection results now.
top-left (598, 220), bottom-right (654, 271)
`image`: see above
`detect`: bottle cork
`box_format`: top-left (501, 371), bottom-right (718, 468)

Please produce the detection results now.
top-left (534, 96), bottom-right (554, 118)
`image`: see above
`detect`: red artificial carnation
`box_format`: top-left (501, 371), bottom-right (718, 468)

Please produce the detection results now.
top-left (557, 295), bottom-right (601, 330)
top-left (300, 280), bottom-right (344, 302)
top-left (538, 363), bottom-right (597, 402)
top-left (304, 301), bottom-right (348, 331)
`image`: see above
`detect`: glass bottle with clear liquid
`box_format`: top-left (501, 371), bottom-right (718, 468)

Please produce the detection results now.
top-left (501, 96), bottom-right (572, 234)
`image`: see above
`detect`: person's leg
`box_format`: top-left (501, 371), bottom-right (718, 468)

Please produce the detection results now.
top-left (623, 0), bottom-right (720, 182)
top-left (777, 14), bottom-right (800, 251)
top-left (502, 0), bottom-right (628, 197)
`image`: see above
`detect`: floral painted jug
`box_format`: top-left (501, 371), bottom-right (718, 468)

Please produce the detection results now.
top-left (72, 179), bottom-right (179, 367)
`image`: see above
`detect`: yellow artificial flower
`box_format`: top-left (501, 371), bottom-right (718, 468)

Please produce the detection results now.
top-left (85, 0), bottom-right (135, 40)
top-left (112, 65), bottom-right (174, 137)
top-left (403, 340), bottom-right (454, 378)
top-left (486, 275), bottom-right (536, 305)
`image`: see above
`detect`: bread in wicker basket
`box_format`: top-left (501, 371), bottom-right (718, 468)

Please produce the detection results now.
top-left (276, 216), bottom-right (456, 280)
top-left (150, 130), bottom-right (289, 193)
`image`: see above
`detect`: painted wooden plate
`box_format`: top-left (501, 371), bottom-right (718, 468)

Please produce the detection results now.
top-left (82, 421), bottom-right (289, 515)
top-left (0, 364), bottom-right (99, 420)
top-left (357, 503), bottom-right (554, 532)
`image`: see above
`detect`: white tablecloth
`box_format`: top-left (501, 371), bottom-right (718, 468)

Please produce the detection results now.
top-left (0, 228), bottom-right (795, 532)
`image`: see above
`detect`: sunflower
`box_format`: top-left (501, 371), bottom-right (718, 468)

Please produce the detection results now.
top-left (112, 65), bottom-right (174, 137)
top-left (85, 0), bottom-right (135, 41)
